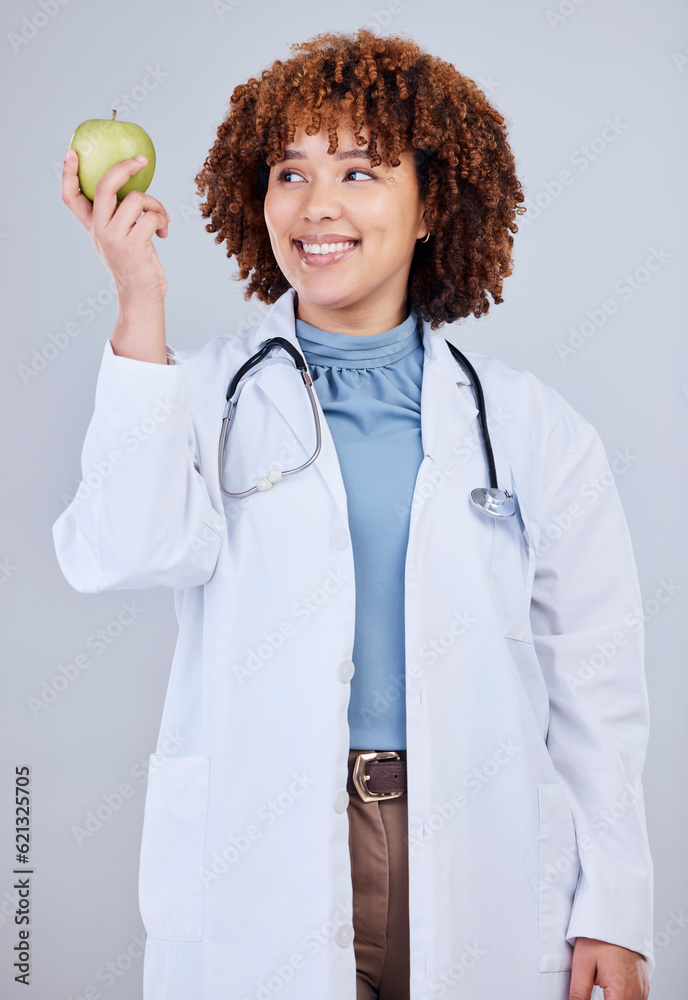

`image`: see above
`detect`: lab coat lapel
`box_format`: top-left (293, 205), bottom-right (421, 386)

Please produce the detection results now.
top-left (417, 319), bottom-right (480, 470)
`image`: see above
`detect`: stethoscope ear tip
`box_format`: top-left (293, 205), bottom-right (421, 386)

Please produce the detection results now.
top-left (470, 487), bottom-right (515, 519)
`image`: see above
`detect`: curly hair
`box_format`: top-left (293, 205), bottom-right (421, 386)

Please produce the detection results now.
top-left (193, 28), bottom-right (526, 329)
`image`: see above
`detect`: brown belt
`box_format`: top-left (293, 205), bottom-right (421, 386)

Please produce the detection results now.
top-left (347, 750), bottom-right (407, 803)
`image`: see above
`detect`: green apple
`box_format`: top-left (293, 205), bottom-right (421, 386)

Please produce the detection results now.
top-left (69, 109), bottom-right (156, 202)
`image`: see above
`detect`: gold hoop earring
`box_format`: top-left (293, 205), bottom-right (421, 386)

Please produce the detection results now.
top-left (419, 233), bottom-right (430, 243)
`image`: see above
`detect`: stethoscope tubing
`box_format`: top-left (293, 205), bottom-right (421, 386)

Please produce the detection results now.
top-left (219, 338), bottom-right (322, 498)
top-left (218, 333), bottom-right (514, 517)
top-left (444, 340), bottom-right (498, 490)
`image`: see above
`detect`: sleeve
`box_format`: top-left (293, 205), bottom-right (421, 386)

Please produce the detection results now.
top-left (529, 421), bottom-right (655, 974)
top-left (52, 339), bottom-right (226, 592)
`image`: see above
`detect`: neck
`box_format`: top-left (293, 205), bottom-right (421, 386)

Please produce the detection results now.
top-left (293, 291), bottom-right (410, 337)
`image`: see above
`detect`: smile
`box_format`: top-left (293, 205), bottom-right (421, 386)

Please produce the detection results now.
top-left (293, 240), bottom-right (361, 266)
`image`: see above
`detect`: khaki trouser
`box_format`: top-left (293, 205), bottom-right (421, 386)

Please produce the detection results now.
top-left (347, 748), bottom-right (410, 1000)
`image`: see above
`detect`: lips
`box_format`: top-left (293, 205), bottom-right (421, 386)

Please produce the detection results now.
top-left (293, 239), bottom-right (361, 266)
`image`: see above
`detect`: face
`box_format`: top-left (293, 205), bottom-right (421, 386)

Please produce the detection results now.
top-left (263, 115), bottom-right (427, 333)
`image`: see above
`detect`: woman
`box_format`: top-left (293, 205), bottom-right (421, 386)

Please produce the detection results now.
top-left (55, 28), bottom-right (652, 1000)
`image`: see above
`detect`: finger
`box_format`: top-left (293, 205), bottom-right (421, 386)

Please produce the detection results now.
top-left (569, 948), bottom-right (596, 1000)
top-left (105, 189), bottom-right (170, 239)
top-left (61, 148), bottom-right (94, 228)
top-left (157, 212), bottom-right (170, 237)
top-left (127, 209), bottom-right (170, 243)
top-left (92, 155), bottom-right (154, 234)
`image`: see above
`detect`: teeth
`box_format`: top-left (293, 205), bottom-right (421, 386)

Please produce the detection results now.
top-left (300, 241), bottom-right (357, 255)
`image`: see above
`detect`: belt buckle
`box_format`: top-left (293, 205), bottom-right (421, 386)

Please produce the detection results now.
top-left (352, 751), bottom-right (403, 803)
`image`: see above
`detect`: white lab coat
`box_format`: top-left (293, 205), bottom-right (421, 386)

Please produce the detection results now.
top-left (53, 286), bottom-right (654, 1000)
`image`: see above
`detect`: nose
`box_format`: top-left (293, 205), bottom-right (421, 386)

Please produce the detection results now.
top-left (300, 174), bottom-right (341, 222)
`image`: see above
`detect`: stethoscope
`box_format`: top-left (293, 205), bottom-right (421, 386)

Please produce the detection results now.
top-left (218, 326), bottom-right (515, 519)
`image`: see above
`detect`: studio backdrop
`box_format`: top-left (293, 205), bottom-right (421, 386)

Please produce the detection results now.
top-left (1, 0), bottom-right (686, 997)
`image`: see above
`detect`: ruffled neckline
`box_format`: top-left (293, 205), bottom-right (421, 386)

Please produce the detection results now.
top-left (295, 310), bottom-right (421, 369)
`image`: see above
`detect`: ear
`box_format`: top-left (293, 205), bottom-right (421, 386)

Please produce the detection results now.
top-left (417, 206), bottom-right (430, 241)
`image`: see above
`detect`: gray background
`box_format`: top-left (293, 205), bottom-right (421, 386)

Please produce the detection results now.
top-left (1, 0), bottom-right (686, 996)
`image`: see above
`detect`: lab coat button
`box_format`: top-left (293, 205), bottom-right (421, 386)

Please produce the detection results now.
top-left (335, 923), bottom-right (355, 948)
top-left (333, 789), bottom-right (349, 813)
top-left (338, 659), bottom-right (355, 682)
top-left (331, 528), bottom-right (350, 550)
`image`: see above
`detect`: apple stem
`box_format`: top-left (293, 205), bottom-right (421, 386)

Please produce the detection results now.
top-left (111, 109), bottom-right (117, 120)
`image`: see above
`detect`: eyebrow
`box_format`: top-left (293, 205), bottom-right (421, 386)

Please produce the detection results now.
top-left (281, 147), bottom-right (372, 161)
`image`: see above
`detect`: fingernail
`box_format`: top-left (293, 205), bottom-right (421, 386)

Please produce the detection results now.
top-left (64, 148), bottom-right (71, 161)
top-left (135, 155), bottom-right (147, 162)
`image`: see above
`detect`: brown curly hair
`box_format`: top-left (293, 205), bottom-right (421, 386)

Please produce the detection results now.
top-left (193, 28), bottom-right (526, 329)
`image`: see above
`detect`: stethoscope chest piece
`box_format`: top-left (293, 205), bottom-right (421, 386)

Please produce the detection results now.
top-left (470, 487), bottom-right (515, 519)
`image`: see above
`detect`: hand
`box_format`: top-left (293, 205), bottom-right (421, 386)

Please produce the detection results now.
top-left (570, 937), bottom-right (649, 1000)
top-left (61, 149), bottom-right (170, 304)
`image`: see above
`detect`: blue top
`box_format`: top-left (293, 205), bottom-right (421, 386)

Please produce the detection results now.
top-left (295, 310), bottom-right (425, 750)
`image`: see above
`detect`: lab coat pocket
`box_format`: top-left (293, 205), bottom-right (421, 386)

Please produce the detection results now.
top-left (538, 782), bottom-right (581, 972)
top-left (138, 754), bottom-right (210, 941)
top-left (489, 465), bottom-right (536, 642)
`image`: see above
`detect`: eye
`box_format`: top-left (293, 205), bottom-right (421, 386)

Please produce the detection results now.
top-left (275, 167), bottom-right (374, 183)
top-left (276, 169), bottom-right (303, 183)
top-left (345, 169), bottom-right (374, 181)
